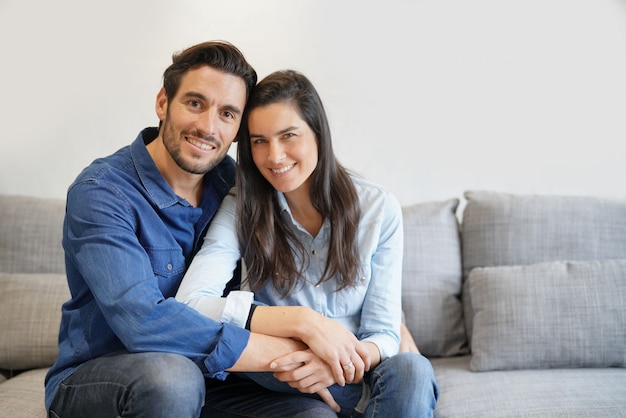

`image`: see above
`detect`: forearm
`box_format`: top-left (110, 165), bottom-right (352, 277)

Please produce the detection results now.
top-left (249, 305), bottom-right (316, 339)
top-left (227, 332), bottom-right (307, 372)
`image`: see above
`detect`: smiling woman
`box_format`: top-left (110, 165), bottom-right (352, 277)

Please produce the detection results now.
top-left (177, 69), bottom-right (440, 417)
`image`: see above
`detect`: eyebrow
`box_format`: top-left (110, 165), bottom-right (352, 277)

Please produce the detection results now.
top-left (182, 91), bottom-right (242, 115)
top-left (249, 126), bottom-right (299, 139)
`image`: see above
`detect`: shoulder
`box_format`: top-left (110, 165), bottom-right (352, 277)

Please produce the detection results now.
top-left (351, 175), bottom-right (401, 215)
top-left (70, 146), bottom-right (133, 192)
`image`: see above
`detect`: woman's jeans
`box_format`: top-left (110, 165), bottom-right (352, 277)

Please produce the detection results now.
top-left (241, 352), bottom-right (440, 418)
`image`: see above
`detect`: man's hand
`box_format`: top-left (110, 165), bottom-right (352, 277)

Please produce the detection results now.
top-left (270, 349), bottom-right (340, 412)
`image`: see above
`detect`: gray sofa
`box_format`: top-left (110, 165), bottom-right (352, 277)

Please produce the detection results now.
top-left (1, 191), bottom-right (625, 417)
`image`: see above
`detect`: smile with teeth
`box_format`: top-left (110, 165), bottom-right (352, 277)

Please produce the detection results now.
top-left (186, 137), bottom-right (215, 151)
top-left (271, 164), bottom-right (294, 174)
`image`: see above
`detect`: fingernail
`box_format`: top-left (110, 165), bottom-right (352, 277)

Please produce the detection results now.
top-left (270, 362), bottom-right (276, 369)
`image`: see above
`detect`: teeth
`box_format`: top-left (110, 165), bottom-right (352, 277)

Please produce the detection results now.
top-left (187, 137), bottom-right (214, 150)
top-left (271, 164), bottom-right (293, 174)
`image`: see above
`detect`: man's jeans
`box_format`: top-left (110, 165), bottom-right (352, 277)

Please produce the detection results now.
top-left (48, 352), bottom-right (336, 418)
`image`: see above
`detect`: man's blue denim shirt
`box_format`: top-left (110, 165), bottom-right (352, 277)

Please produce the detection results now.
top-left (44, 128), bottom-right (250, 409)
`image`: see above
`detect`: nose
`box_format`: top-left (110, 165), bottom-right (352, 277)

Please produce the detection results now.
top-left (268, 140), bottom-right (285, 163)
top-left (197, 108), bottom-right (218, 137)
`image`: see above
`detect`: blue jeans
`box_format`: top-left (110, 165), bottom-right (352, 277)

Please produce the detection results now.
top-left (48, 352), bottom-right (336, 418)
top-left (241, 352), bottom-right (439, 418)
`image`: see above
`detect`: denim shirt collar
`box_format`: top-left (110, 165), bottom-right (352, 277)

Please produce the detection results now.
top-left (130, 127), bottom-right (185, 209)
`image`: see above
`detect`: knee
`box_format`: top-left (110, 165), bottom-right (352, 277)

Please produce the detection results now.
top-left (380, 353), bottom-right (438, 394)
top-left (385, 352), bottom-right (433, 375)
top-left (130, 353), bottom-right (205, 412)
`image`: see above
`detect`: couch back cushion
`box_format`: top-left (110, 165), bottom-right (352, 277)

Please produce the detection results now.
top-left (0, 194), bottom-right (68, 371)
top-left (461, 190), bottom-right (626, 278)
top-left (402, 198), bottom-right (467, 357)
top-left (0, 194), bottom-right (66, 274)
top-left (461, 190), bottom-right (626, 369)
top-left (0, 273), bottom-right (70, 370)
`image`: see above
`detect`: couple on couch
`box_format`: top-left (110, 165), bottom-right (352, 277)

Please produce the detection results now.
top-left (45, 40), bottom-right (438, 418)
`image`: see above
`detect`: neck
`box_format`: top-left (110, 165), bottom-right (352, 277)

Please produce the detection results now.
top-left (285, 188), bottom-right (323, 237)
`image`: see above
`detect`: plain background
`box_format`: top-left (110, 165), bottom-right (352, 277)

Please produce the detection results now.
top-left (1, 0), bottom-right (625, 206)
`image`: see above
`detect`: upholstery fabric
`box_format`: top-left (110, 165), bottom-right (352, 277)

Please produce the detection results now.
top-left (431, 355), bottom-right (626, 418)
top-left (0, 273), bottom-right (69, 370)
top-left (0, 195), bottom-right (66, 275)
top-left (401, 199), bottom-right (467, 357)
top-left (0, 368), bottom-right (48, 418)
top-left (468, 259), bottom-right (626, 371)
top-left (461, 191), bottom-right (626, 342)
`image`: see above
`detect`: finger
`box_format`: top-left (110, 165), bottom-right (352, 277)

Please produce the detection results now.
top-left (341, 359), bottom-right (362, 384)
top-left (270, 350), bottom-right (311, 371)
top-left (352, 357), bottom-right (365, 383)
top-left (331, 362), bottom-right (346, 386)
top-left (269, 361), bottom-right (304, 372)
top-left (355, 344), bottom-right (371, 371)
top-left (316, 388), bottom-right (340, 413)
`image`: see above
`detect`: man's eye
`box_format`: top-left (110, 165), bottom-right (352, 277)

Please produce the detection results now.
top-left (223, 111), bottom-right (234, 119)
top-left (189, 100), bottom-right (201, 108)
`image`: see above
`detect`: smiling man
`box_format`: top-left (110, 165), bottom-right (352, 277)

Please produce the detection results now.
top-left (44, 41), bottom-right (339, 418)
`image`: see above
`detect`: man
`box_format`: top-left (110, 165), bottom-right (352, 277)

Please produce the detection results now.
top-left (45, 41), bottom-right (339, 418)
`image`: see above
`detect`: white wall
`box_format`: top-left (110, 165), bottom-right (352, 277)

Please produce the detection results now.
top-left (1, 0), bottom-right (625, 206)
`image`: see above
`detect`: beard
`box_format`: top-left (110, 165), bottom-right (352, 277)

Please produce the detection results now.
top-left (160, 116), bottom-right (225, 175)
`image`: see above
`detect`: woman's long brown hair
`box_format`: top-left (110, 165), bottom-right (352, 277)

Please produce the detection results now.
top-left (236, 70), bottom-right (361, 296)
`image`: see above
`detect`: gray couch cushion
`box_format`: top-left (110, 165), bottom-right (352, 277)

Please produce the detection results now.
top-left (431, 355), bottom-right (626, 418)
top-left (0, 273), bottom-right (69, 370)
top-left (0, 368), bottom-right (48, 418)
top-left (468, 259), bottom-right (626, 371)
top-left (401, 199), bottom-right (466, 357)
top-left (461, 191), bottom-right (626, 343)
top-left (0, 194), bottom-right (66, 274)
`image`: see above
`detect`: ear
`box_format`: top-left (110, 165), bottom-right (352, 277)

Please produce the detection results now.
top-left (155, 87), bottom-right (168, 121)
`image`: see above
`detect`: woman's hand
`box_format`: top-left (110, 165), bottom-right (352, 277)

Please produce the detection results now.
top-left (270, 349), bottom-right (340, 412)
top-left (250, 306), bottom-right (370, 386)
top-left (297, 311), bottom-right (371, 385)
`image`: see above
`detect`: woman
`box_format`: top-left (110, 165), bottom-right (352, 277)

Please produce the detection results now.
top-left (177, 70), bottom-right (438, 417)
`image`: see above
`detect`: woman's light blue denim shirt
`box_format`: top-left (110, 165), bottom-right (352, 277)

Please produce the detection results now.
top-left (178, 175), bottom-right (403, 360)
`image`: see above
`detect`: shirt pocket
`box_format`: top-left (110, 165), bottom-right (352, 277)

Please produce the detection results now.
top-left (146, 247), bottom-right (187, 294)
top-left (327, 262), bottom-right (371, 318)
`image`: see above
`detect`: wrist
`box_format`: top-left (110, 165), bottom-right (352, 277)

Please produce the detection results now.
top-left (293, 306), bottom-right (320, 340)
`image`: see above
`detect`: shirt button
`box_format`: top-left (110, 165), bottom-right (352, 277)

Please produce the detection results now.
top-left (167, 263), bottom-right (173, 271)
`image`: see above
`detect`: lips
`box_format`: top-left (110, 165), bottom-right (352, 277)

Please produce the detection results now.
top-left (186, 136), bottom-right (216, 151)
top-left (270, 164), bottom-right (294, 174)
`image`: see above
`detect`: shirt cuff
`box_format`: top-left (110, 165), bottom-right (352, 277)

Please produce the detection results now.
top-left (362, 333), bottom-right (400, 360)
top-left (204, 323), bottom-right (250, 380)
top-left (220, 290), bottom-right (254, 328)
